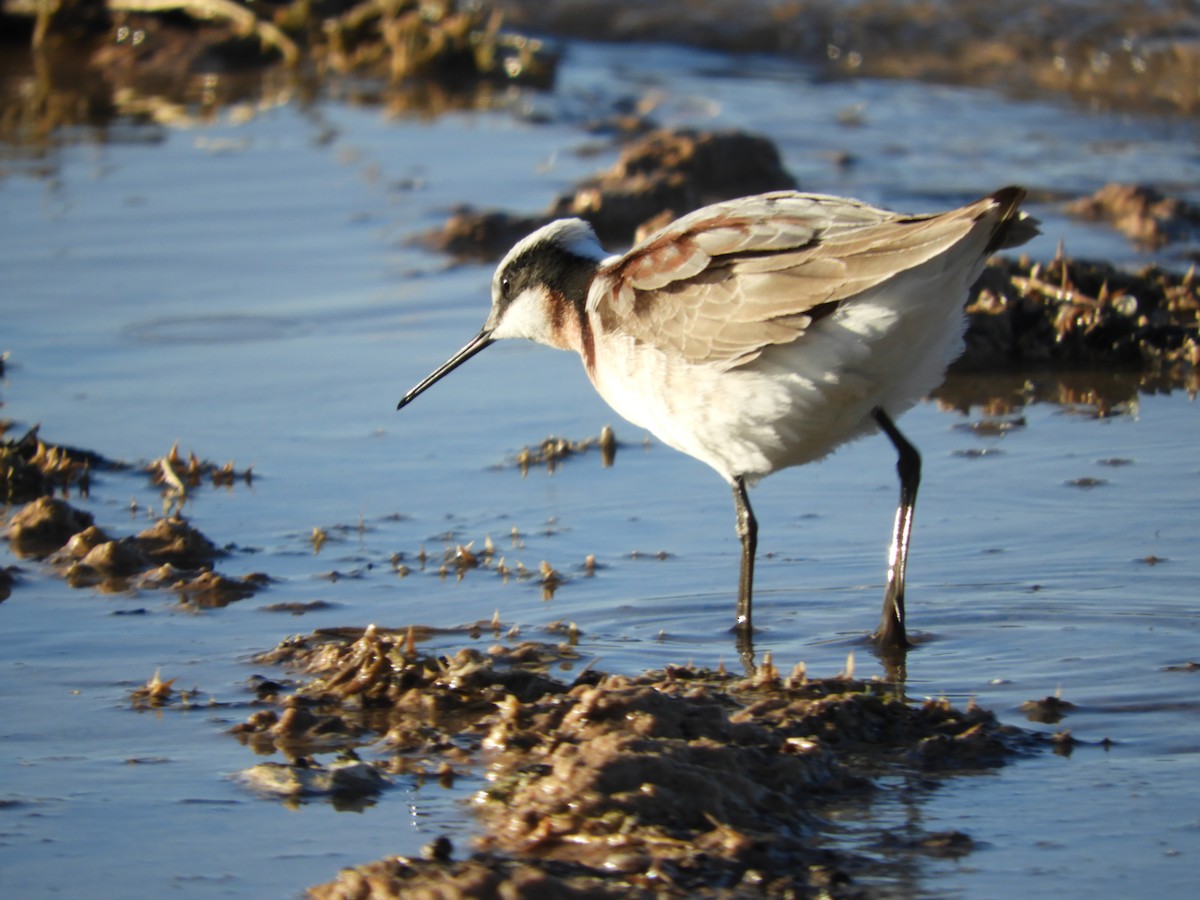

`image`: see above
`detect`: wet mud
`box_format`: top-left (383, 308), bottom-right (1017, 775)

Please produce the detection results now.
top-left (0, 311), bottom-right (1181, 895)
top-left (0, 0), bottom-right (558, 141)
top-left (0, 374), bottom-right (1145, 893)
top-left (498, 0), bottom-right (1200, 116)
top-left (229, 626), bottom-right (1035, 898)
top-left (1064, 183), bottom-right (1200, 250)
top-left (7, 0), bottom-right (1200, 153)
top-left (1, 426), bottom-right (267, 606)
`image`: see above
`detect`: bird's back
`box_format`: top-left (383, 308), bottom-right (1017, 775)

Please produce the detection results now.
top-left (583, 189), bottom-right (1038, 481)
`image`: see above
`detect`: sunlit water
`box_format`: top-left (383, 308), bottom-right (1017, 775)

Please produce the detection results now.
top-left (2, 40), bottom-right (1199, 897)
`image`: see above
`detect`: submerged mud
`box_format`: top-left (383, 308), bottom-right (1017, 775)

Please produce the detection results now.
top-left (229, 626), bottom-right (1034, 898)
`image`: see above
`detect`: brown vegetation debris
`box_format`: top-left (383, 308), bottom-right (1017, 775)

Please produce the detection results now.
top-left (6, 0), bottom-right (555, 114)
top-left (321, 0), bottom-right (557, 86)
top-left (1, 426), bottom-right (99, 504)
top-left (958, 253), bottom-right (1200, 374)
top-left (147, 442), bottom-right (253, 513)
top-left (513, 425), bottom-right (617, 474)
top-left (236, 631), bottom-right (1032, 898)
top-left (231, 697), bottom-right (371, 757)
top-left (1064, 183), bottom-right (1200, 249)
top-left (129, 667), bottom-right (177, 708)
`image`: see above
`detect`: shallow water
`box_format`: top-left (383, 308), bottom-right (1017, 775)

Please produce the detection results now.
top-left (2, 38), bottom-right (1199, 898)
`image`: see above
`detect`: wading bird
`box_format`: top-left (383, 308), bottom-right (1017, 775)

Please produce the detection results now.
top-left (398, 187), bottom-right (1038, 652)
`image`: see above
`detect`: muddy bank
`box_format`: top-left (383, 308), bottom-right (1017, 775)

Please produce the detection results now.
top-left (0, 0), bottom-right (558, 141)
top-left (229, 626), bottom-right (1035, 898)
top-left (5, 0), bottom-right (1200, 152)
top-left (498, 0), bottom-right (1200, 116)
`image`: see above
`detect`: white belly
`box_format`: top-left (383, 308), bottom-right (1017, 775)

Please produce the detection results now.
top-left (587, 271), bottom-right (970, 484)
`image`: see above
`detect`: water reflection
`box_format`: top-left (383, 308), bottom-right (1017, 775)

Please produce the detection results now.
top-left (934, 366), bottom-right (1198, 417)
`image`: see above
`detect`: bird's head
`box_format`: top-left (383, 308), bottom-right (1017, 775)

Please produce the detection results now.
top-left (398, 218), bottom-right (607, 410)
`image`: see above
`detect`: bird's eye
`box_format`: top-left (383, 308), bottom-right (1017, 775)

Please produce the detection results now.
top-left (500, 275), bottom-right (512, 299)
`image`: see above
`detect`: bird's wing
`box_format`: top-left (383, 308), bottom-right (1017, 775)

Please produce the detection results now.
top-left (591, 190), bottom-right (1004, 368)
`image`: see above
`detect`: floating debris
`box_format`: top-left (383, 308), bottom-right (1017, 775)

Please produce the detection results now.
top-left (147, 442), bottom-right (253, 514)
top-left (1162, 661), bottom-right (1200, 673)
top-left (511, 425), bottom-right (620, 475)
top-left (310, 527), bottom-right (328, 554)
top-left (129, 668), bottom-right (176, 709)
top-left (1020, 693), bottom-right (1076, 725)
top-left (261, 600), bottom-right (336, 615)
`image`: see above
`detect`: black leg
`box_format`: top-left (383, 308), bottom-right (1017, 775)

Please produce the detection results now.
top-left (872, 408), bottom-right (919, 649)
top-left (732, 476), bottom-right (757, 634)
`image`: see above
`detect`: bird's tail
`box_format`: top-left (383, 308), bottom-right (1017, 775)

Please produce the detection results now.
top-left (986, 186), bottom-right (1041, 253)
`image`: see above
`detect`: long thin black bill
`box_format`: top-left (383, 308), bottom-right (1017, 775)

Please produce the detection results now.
top-left (397, 329), bottom-right (495, 410)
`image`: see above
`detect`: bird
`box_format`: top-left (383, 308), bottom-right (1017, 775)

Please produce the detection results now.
top-left (397, 187), bottom-right (1039, 650)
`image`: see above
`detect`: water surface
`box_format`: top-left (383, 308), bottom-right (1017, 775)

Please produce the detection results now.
top-left (2, 39), bottom-right (1199, 898)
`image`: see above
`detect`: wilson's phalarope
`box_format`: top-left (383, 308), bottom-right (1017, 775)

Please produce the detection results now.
top-left (398, 188), bottom-right (1038, 651)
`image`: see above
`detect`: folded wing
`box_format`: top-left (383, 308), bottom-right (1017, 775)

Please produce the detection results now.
top-left (591, 189), bottom-right (1029, 369)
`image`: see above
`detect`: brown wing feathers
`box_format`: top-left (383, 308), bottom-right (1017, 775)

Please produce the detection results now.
top-left (595, 190), bottom-right (1034, 367)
